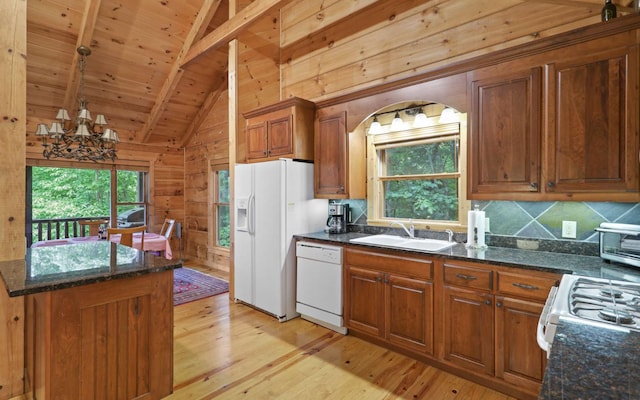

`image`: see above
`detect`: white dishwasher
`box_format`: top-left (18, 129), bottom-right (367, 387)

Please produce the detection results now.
top-left (296, 241), bottom-right (346, 334)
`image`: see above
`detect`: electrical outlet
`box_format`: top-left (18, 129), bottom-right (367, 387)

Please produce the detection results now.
top-left (562, 220), bottom-right (577, 239)
top-left (485, 217), bottom-right (490, 233)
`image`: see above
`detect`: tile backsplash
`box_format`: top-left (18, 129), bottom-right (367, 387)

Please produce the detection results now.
top-left (336, 199), bottom-right (640, 244)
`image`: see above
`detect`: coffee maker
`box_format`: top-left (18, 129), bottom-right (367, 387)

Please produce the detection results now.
top-left (326, 204), bottom-right (349, 234)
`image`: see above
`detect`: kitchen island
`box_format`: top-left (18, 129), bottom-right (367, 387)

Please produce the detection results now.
top-left (0, 241), bottom-right (181, 400)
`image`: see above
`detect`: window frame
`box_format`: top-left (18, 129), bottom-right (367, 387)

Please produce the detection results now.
top-left (114, 168), bottom-right (149, 229)
top-left (26, 161), bottom-right (150, 245)
top-left (210, 164), bottom-right (230, 249)
top-left (366, 117), bottom-right (470, 231)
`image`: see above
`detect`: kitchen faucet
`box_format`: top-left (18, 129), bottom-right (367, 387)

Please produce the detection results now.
top-left (391, 221), bottom-right (415, 239)
top-left (445, 229), bottom-right (455, 243)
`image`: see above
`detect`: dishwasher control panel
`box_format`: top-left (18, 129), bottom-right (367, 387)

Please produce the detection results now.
top-left (296, 242), bottom-right (342, 264)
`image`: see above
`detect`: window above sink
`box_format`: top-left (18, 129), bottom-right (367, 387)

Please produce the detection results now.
top-left (358, 101), bottom-right (471, 233)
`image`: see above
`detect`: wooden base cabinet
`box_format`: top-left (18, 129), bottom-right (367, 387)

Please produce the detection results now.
top-left (495, 296), bottom-right (546, 392)
top-left (344, 248), bottom-right (434, 355)
top-left (342, 247), bottom-right (561, 400)
top-left (443, 285), bottom-right (494, 375)
top-left (25, 271), bottom-right (174, 400)
top-left (345, 265), bottom-right (384, 338)
top-left (441, 260), bottom-right (559, 398)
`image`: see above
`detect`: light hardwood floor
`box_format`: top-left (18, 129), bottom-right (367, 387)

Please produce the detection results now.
top-left (169, 265), bottom-right (516, 400)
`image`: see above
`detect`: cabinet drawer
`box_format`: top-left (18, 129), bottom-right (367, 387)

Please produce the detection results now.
top-left (443, 263), bottom-right (492, 291)
top-left (345, 248), bottom-right (433, 280)
top-left (497, 271), bottom-right (558, 301)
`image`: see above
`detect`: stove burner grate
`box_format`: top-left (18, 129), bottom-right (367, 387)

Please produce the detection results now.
top-left (598, 308), bottom-right (635, 325)
top-left (600, 287), bottom-right (624, 298)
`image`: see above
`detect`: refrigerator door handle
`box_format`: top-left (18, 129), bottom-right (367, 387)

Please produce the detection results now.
top-left (248, 194), bottom-right (255, 234)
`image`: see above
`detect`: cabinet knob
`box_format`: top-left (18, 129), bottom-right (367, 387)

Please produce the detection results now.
top-left (384, 279), bottom-right (389, 284)
top-left (377, 277), bottom-right (382, 282)
top-left (530, 182), bottom-right (538, 190)
top-left (496, 302), bottom-right (503, 308)
top-left (485, 299), bottom-right (491, 306)
top-left (547, 181), bottom-right (555, 188)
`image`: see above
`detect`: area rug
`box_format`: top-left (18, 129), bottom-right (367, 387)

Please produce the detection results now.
top-left (174, 267), bottom-right (229, 306)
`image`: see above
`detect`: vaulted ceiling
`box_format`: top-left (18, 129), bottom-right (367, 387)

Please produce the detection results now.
top-left (25, 0), bottom-right (638, 149)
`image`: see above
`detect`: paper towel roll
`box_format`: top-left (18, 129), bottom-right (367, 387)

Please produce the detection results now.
top-left (466, 208), bottom-right (476, 248)
top-left (475, 209), bottom-right (486, 248)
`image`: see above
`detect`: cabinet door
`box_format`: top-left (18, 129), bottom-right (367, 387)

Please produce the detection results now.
top-left (443, 285), bottom-right (494, 375)
top-left (268, 115), bottom-right (293, 157)
top-left (468, 65), bottom-right (542, 196)
top-left (315, 112), bottom-right (347, 197)
top-left (547, 45), bottom-right (638, 194)
top-left (344, 266), bottom-right (384, 337)
top-left (246, 122), bottom-right (268, 160)
top-left (386, 274), bottom-right (434, 355)
top-left (495, 296), bottom-right (546, 394)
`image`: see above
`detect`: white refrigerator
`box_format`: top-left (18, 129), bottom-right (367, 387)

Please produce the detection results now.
top-left (234, 159), bottom-right (327, 321)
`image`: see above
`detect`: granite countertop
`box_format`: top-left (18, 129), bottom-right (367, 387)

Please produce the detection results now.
top-left (297, 230), bottom-right (640, 398)
top-left (539, 321), bottom-right (640, 399)
top-left (0, 241), bottom-right (182, 297)
top-left (295, 231), bottom-right (640, 280)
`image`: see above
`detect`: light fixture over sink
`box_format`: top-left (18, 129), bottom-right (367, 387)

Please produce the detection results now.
top-left (35, 45), bottom-right (119, 162)
top-left (367, 103), bottom-right (457, 135)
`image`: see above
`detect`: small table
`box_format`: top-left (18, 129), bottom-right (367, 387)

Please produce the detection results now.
top-left (32, 232), bottom-right (173, 259)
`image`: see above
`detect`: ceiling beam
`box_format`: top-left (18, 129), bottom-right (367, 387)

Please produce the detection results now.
top-left (140, 0), bottom-right (223, 143)
top-left (62, 0), bottom-right (102, 113)
top-left (179, 74), bottom-right (228, 148)
top-left (181, 0), bottom-right (296, 68)
top-left (521, 0), bottom-right (635, 13)
top-left (280, 0), bottom-right (408, 64)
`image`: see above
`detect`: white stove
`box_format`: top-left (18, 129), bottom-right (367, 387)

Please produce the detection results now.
top-left (537, 274), bottom-right (640, 356)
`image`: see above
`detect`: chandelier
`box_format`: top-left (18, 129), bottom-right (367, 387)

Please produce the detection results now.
top-left (35, 45), bottom-right (118, 162)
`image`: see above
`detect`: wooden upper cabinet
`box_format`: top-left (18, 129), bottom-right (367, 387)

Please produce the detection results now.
top-left (468, 63), bottom-right (542, 197)
top-left (547, 42), bottom-right (639, 196)
top-left (314, 110), bottom-right (366, 199)
top-left (315, 112), bottom-right (347, 196)
top-left (468, 32), bottom-right (640, 201)
top-left (243, 97), bottom-right (315, 163)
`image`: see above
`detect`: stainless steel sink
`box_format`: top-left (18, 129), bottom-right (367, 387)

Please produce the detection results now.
top-left (349, 234), bottom-right (455, 252)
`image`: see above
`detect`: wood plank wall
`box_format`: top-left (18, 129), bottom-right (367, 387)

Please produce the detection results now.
top-left (184, 94), bottom-right (230, 268)
top-left (181, 0), bottom-right (601, 268)
top-left (0, 1), bottom-right (26, 398)
top-left (280, 0), bottom-right (599, 101)
top-left (182, 9), bottom-right (280, 269)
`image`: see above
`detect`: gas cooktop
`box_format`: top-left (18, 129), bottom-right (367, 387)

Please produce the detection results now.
top-left (569, 277), bottom-right (640, 330)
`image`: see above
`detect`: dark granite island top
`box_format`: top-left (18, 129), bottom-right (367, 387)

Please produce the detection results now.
top-left (0, 241), bottom-right (182, 297)
top-left (1, 241), bottom-right (180, 399)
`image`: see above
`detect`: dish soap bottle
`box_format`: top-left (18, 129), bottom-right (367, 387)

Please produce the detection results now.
top-left (602, 0), bottom-right (617, 21)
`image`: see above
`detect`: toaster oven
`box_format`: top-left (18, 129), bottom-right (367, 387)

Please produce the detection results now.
top-left (596, 223), bottom-right (640, 268)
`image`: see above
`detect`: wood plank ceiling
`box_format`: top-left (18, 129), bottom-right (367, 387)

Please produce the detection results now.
top-left (25, 0), bottom-right (637, 149)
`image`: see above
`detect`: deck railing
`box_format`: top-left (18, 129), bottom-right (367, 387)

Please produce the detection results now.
top-left (28, 216), bottom-right (110, 247)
